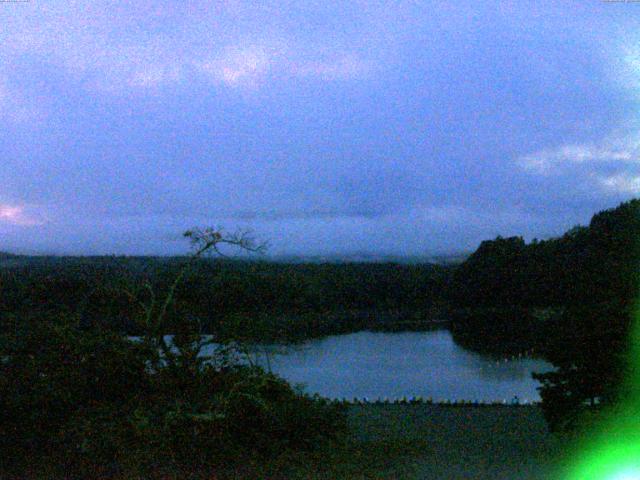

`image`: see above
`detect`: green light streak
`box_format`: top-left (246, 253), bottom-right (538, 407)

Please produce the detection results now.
top-left (565, 307), bottom-right (640, 480)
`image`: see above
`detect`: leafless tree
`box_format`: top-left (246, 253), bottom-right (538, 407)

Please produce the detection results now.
top-left (129, 228), bottom-right (267, 370)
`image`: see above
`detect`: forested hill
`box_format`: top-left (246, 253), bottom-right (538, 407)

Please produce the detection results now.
top-left (450, 199), bottom-right (640, 309)
top-left (448, 199), bottom-right (640, 355)
top-left (448, 198), bottom-right (640, 429)
top-left (0, 256), bottom-right (451, 341)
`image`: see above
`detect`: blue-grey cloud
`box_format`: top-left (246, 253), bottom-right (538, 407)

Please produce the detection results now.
top-left (1, 1), bottom-right (640, 255)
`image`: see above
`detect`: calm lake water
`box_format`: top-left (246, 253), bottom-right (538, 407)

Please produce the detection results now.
top-left (204, 330), bottom-right (553, 402)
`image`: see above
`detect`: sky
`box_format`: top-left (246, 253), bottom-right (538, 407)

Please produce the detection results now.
top-left (1, 1), bottom-right (640, 257)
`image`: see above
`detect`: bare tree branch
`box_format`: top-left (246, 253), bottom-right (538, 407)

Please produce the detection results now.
top-left (127, 227), bottom-right (267, 369)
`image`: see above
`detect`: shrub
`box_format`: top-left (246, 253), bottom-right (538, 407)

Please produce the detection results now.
top-left (0, 314), bottom-right (345, 478)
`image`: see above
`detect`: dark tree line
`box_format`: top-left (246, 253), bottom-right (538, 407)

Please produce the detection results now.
top-left (451, 200), bottom-right (640, 309)
top-left (0, 258), bottom-right (450, 342)
top-left (449, 199), bottom-right (640, 429)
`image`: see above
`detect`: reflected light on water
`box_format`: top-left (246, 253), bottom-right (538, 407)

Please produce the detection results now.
top-left (226, 330), bottom-right (553, 402)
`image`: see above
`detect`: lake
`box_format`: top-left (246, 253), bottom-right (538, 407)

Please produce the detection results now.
top-left (203, 330), bottom-right (553, 403)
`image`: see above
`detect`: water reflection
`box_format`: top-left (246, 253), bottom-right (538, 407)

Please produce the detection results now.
top-left (201, 330), bottom-right (553, 402)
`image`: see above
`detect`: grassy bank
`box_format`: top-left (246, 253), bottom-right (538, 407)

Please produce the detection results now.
top-left (12, 404), bottom-right (572, 480)
top-left (281, 404), bottom-right (572, 480)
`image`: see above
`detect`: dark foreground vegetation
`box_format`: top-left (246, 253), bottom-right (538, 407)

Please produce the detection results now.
top-left (0, 230), bottom-right (346, 479)
top-left (0, 314), bottom-right (345, 479)
top-left (1, 199), bottom-right (639, 477)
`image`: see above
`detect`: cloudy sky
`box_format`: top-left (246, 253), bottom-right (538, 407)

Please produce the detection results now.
top-left (1, 1), bottom-right (640, 256)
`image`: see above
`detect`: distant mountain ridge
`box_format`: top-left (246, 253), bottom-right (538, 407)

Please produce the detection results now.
top-left (268, 252), bottom-right (469, 265)
top-left (0, 251), bottom-right (468, 266)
